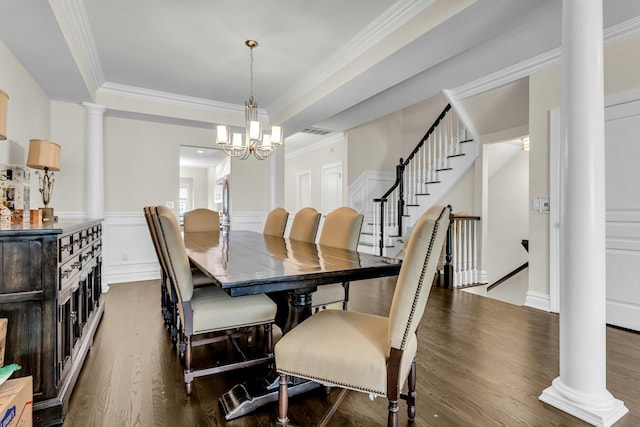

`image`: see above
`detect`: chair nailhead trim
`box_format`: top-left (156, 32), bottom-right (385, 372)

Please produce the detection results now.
top-left (399, 207), bottom-right (447, 351)
top-left (277, 369), bottom-right (386, 397)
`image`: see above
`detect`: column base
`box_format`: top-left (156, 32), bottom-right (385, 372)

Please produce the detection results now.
top-left (540, 377), bottom-right (628, 427)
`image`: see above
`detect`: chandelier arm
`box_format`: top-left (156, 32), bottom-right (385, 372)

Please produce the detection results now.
top-left (220, 144), bottom-right (248, 158)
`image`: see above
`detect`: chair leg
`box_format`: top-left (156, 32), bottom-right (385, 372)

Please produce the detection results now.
top-left (407, 359), bottom-right (416, 421)
top-left (387, 398), bottom-right (399, 427)
top-left (342, 281), bottom-right (350, 310)
top-left (184, 335), bottom-right (192, 395)
top-left (265, 323), bottom-right (273, 356)
top-left (276, 373), bottom-right (289, 426)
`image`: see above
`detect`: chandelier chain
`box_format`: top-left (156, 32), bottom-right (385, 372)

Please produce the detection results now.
top-left (249, 46), bottom-right (254, 100)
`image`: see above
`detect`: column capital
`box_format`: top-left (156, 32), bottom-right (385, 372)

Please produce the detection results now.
top-left (82, 102), bottom-right (106, 115)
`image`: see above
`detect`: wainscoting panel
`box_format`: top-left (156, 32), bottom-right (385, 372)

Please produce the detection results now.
top-left (103, 212), bottom-right (159, 288)
top-left (100, 211), bottom-right (269, 287)
top-left (606, 210), bottom-right (640, 331)
top-left (604, 96), bottom-right (640, 331)
top-left (230, 212), bottom-right (267, 233)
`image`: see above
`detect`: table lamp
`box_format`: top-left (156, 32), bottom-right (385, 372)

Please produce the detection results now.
top-left (26, 139), bottom-right (61, 222)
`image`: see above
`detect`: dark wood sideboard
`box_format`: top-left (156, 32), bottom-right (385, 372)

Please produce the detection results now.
top-left (0, 219), bottom-right (104, 426)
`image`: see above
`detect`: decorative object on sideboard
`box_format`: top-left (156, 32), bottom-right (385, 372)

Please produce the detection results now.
top-left (0, 90), bottom-right (7, 140)
top-left (0, 165), bottom-right (30, 224)
top-left (26, 139), bottom-right (61, 223)
top-left (216, 40), bottom-right (283, 160)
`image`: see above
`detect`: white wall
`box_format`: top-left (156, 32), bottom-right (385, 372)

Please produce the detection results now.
top-left (50, 101), bottom-right (85, 213)
top-left (0, 40), bottom-right (51, 200)
top-left (435, 164), bottom-right (476, 214)
top-left (179, 166), bottom-right (208, 209)
top-left (487, 146), bottom-right (529, 284)
top-left (284, 134), bottom-right (347, 215)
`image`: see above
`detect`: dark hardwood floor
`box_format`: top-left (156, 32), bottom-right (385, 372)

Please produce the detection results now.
top-left (63, 278), bottom-right (640, 426)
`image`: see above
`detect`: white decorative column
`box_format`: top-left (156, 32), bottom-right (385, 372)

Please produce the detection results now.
top-left (539, 1), bottom-right (628, 426)
top-left (83, 102), bottom-right (106, 219)
top-left (267, 147), bottom-right (280, 211)
top-left (473, 151), bottom-right (488, 284)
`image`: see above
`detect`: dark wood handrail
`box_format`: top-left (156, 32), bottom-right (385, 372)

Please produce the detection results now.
top-left (487, 262), bottom-right (528, 291)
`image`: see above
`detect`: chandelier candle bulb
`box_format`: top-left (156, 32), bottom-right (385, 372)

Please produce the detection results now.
top-left (216, 126), bottom-right (230, 145)
top-left (249, 121), bottom-right (262, 141)
top-left (232, 133), bottom-right (243, 148)
top-left (271, 126), bottom-right (283, 145)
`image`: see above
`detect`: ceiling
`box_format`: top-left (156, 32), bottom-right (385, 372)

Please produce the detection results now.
top-left (2, 0), bottom-right (640, 149)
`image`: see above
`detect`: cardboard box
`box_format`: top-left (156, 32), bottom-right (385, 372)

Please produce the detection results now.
top-left (0, 377), bottom-right (32, 427)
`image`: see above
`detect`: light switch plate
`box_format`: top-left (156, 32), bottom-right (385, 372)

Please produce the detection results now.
top-left (539, 196), bottom-right (550, 213)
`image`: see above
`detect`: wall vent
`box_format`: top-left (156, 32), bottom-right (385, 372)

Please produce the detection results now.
top-left (300, 127), bottom-right (332, 136)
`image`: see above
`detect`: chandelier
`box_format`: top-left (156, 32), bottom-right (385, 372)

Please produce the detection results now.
top-left (216, 40), bottom-right (283, 160)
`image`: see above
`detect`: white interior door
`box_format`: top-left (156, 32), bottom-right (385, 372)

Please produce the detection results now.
top-left (297, 170), bottom-right (311, 211)
top-left (604, 98), bottom-right (640, 331)
top-left (322, 162), bottom-right (342, 214)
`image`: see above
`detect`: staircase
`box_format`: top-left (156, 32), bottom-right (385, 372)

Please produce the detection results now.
top-left (357, 104), bottom-right (478, 257)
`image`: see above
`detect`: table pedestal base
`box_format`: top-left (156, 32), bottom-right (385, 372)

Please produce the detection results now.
top-left (220, 373), bottom-right (319, 421)
top-left (220, 288), bottom-right (318, 420)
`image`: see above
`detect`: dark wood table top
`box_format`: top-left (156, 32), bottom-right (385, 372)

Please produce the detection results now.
top-left (183, 230), bottom-right (401, 297)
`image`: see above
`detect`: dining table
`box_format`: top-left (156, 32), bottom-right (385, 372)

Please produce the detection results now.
top-left (183, 229), bottom-right (402, 420)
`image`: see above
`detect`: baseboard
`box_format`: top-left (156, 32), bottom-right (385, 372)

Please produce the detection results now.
top-left (525, 290), bottom-right (550, 312)
top-left (606, 299), bottom-right (640, 332)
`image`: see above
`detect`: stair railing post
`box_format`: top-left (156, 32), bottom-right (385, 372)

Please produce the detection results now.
top-left (444, 205), bottom-right (454, 289)
top-left (379, 198), bottom-right (385, 256)
top-left (396, 158), bottom-right (405, 237)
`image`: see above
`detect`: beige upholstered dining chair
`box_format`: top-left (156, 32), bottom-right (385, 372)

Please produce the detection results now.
top-left (312, 206), bottom-right (364, 310)
top-left (144, 206), bottom-right (215, 341)
top-left (288, 207), bottom-right (321, 242)
top-left (263, 207), bottom-right (289, 237)
top-left (274, 205), bottom-right (451, 427)
top-left (154, 205), bottom-right (277, 394)
top-left (183, 208), bottom-right (220, 232)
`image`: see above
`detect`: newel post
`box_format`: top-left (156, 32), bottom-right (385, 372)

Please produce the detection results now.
top-left (443, 205), bottom-right (454, 289)
top-left (396, 158), bottom-right (405, 236)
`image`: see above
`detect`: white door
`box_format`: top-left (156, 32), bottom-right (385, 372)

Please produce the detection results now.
top-left (322, 162), bottom-right (342, 214)
top-left (297, 170), bottom-right (311, 211)
top-left (605, 98), bottom-right (640, 331)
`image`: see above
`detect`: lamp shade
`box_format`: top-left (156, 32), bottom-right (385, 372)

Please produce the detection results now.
top-left (0, 89), bottom-right (8, 140)
top-left (26, 139), bottom-right (61, 171)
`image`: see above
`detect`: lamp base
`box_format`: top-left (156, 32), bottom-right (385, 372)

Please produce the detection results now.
top-left (41, 207), bottom-right (55, 223)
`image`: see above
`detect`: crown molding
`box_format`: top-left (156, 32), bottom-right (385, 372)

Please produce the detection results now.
top-left (449, 49), bottom-right (561, 101)
top-left (449, 16), bottom-right (640, 102)
top-left (97, 82), bottom-right (269, 117)
top-left (605, 15), bottom-right (640, 46)
top-left (268, 0), bottom-right (436, 116)
top-left (49, 0), bottom-right (105, 97)
top-left (285, 132), bottom-right (345, 160)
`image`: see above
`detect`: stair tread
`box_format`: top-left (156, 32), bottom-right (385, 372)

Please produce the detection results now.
top-left (360, 232), bottom-right (373, 235)
top-left (460, 139), bottom-right (474, 143)
top-left (447, 153), bottom-right (465, 158)
top-left (436, 168), bottom-right (453, 172)
top-left (425, 181), bottom-right (441, 184)
top-left (406, 204), bottom-right (419, 207)
top-left (416, 193), bottom-right (430, 196)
